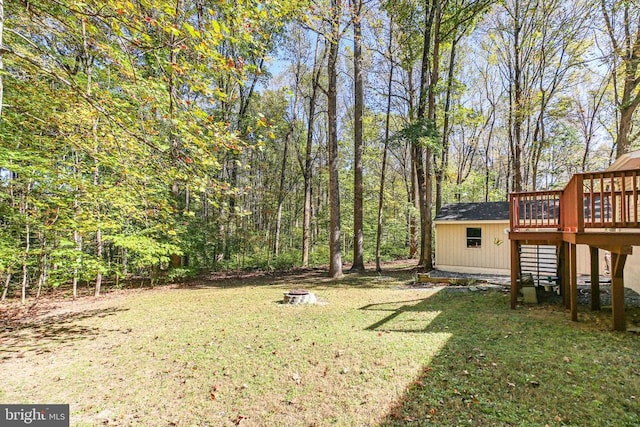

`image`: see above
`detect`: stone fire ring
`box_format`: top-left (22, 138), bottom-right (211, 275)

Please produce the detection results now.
top-left (283, 289), bottom-right (317, 305)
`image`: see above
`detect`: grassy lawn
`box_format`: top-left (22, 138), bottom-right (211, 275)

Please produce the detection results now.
top-left (1, 268), bottom-right (639, 426)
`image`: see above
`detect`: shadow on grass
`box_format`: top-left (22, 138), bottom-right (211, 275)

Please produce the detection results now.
top-left (361, 290), bottom-right (640, 426)
top-left (0, 307), bottom-right (129, 361)
top-left (175, 266), bottom-right (417, 290)
top-left (361, 298), bottom-right (441, 332)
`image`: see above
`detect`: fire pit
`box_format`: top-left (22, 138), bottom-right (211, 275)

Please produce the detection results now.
top-left (283, 289), bottom-right (317, 305)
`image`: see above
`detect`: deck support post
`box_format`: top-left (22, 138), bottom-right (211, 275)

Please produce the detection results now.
top-left (559, 242), bottom-right (570, 309)
top-left (589, 246), bottom-right (600, 311)
top-left (610, 252), bottom-right (628, 331)
top-left (569, 243), bottom-right (578, 322)
top-left (510, 239), bottom-right (520, 309)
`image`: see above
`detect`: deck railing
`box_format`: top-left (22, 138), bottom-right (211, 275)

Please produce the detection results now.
top-left (510, 169), bottom-right (640, 232)
top-left (509, 190), bottom-right (563, 230)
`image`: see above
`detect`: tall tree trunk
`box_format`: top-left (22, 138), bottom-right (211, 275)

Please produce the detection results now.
top-left (327, 0), bottom-right (343, 278)
top-left (409, 161), bottom-right (419, 259)
top-left (302, 38), bottom-right (323, 267)
top-left (35, 235), bottom-right (46, 300)
top-left (421, 0), bottom-right (441, 270)
top-left (72, 150), bottom-right (82, 300)
top-left (484, 116), bottom-right (495, 202)
top-left (580, 82), bottom-right (606, 171)
top-left (275, 50), bottom-right (300, 258)
top-left (0, 0), bottom-right (4, 123)
top-left (602, 0), bottom-right (640, 158)
top-left (531, 93), bottom-right (545, 190)
top-left (84, 20), bottom-right (103, 296)
top-left (274, 129), bottom-right (290, 257)
top-left (21, 222), bottom-right (29, 304)
top-left (435, 33), bottom-right (458, 214)
top-left (405, 68), bottom-right (418, 259)
top-left (511, 0), bottom-right (524, 192)
top-left (94, 150), bottom-right (103, 297)
top-left (415, 0), bottom-right (436, 270)
top-left (1, 273), bottom-right (10, 301)
top-left (617, 99), bottom-right (640, 157)
top-left (351, 0), bottom-right (365, 271)
top-left (20, 183), bottom-right (32, 304)
top-left (376, 17), bottom-right (395, 273)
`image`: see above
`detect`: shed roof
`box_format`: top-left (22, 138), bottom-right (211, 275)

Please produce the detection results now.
top-left (606, 149), bottom-right (640, 171)
top-left (435, 202), bottom-right (510, 221)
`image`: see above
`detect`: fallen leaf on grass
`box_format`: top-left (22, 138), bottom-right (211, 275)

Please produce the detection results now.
top-left (291, 373), bottom-right (301, 385)
top-left (210, 384), bottom-right (220, 400)
top-left (563, 356), bottom-right (570, 363)
top-left (233, 415), bottom-right (246, 425)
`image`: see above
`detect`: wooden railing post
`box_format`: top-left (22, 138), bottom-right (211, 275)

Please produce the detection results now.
top-left (575, 174), bottom-right (584, 232)
top-left (509, 194), bottom-right (516, 231)
top-left (559, 191), bottom-right (565, 231)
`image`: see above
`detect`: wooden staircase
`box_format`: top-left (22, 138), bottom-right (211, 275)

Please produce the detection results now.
top-left (519, 245), bottom-right (559, 290)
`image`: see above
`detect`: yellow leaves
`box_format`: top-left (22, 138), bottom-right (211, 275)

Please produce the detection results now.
top-left (165, 25), bottom-right (181, 36)
top-left (111, 20), bottom-right (123, 36)
top-left (211, 20), bottom-right (221, 35)
top-left (163, 5), bottom-right (177, 16)
top-left (183, 23), bottom-right (200, 38)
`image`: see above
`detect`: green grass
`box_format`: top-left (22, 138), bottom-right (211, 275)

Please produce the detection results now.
top-left (380, 294), bottom-right (640, 427)
top-left (1, 270), bottom-right (639, 426)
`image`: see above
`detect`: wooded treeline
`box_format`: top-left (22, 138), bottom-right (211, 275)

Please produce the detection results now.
top-left (1, 0), bottom-right (639, 300)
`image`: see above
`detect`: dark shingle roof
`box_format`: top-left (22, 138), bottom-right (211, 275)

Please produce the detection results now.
top-left (435, 202), bottom-right (510, 221)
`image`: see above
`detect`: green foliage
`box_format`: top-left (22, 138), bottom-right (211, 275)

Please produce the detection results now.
top-left (165, 267), bottom-right (199, 282)
top-left (270, 250), bottom-right (300, 271)
top-left (0, 0), bottom-right (303, 296)
top-left (108, 234), bottom-right (181, 271)
top-left (392, 119), bottom-right (441, 149)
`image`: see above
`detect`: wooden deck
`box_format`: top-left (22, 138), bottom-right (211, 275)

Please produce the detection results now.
top-left (509, 169), bottom-right (640, 331)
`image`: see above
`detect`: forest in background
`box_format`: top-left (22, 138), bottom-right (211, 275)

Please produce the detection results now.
top-left (1, 0), bottom-right (639, 300)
